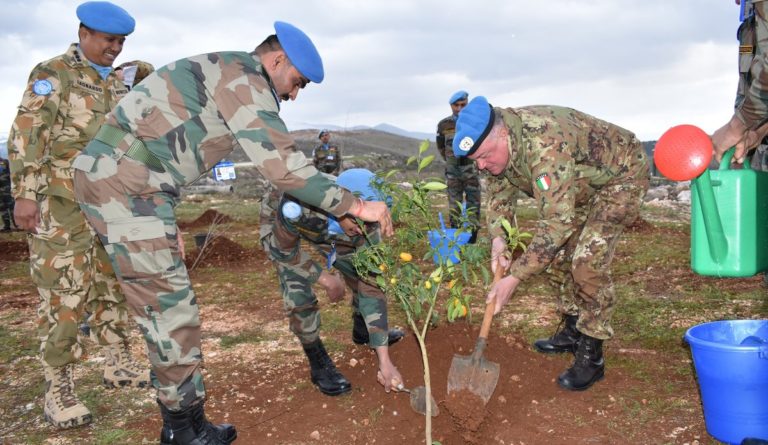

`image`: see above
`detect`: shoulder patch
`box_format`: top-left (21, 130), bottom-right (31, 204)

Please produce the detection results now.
top-left (32, 79), bottom-right (53, 96)
top-left (535, 173), bottom-right (551, 191)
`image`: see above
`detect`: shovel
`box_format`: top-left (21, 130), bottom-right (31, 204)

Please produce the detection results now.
top-left (446, 267), bottom-right (503, 404)
top-left (396, 384), bottom-right (439, 417)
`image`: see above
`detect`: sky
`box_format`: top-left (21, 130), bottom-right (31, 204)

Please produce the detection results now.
top-left (0, 0), bottom-right (743, 145)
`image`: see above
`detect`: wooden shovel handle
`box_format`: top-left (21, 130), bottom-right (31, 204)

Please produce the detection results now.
top-left (479, 266), bottom-right (505, 340)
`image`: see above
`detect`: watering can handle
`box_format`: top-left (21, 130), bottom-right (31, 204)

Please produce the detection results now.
top-left (719, 147), bottom-right (751, 171)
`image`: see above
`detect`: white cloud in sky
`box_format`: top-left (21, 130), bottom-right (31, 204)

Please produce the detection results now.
top-left (0, 0), bottom-right (743, 141)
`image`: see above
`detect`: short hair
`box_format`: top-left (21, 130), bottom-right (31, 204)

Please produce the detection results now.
top-left (254, 34), bottom-right (283, 55)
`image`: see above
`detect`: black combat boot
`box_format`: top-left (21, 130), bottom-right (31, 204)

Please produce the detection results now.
top-left (303, 339), bottom-right (352, 396)
top-left (557, 334), bottom-right (605, 391)
top-left (158, 399), bottom-right (237, 445)
top-left (533, 314), bottom-right (580, 354)
top-left (351, 312), bottom-right (405, 346)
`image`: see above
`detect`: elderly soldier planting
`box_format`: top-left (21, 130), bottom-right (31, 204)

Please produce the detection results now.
top-left (454, 96), bottom-right (649, 391)
top-left (7, 1), bottom-right (149, 429)
top-left (72, 21), bottom-right (393, 444)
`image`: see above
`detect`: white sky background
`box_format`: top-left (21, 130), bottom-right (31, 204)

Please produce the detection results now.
top-left (0, 0), bottom-right (742, 142)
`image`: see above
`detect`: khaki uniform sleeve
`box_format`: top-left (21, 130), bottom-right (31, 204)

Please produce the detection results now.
top-left (7, 65), bottom-right (63, 201)
top-left (217, 79), bottom-right (355, 217)
top-left (508, 143), bottom-right (576, 281)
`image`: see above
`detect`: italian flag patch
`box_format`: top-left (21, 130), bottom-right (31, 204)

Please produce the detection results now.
top-left (535, 173), bottom-right (551, 191)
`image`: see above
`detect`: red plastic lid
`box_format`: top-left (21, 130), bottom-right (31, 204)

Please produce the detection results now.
top-left (654, 124), bottom-right (713, 181)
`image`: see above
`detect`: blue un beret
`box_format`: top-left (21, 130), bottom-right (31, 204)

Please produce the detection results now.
top-left (274, 21), bottom-right (324, 84)
top-left (449, 90), bottom-right (468, 105)
top-left (77, 1), bottom-right (135, 35)
top-left (453, 96), bottom-right (495, 157)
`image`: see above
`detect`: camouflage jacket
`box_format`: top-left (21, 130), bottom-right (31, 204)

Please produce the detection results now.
top-left (85, 51), bottom-right (355, 216)
top-left (486, 106), bottom-right (649, 281)
top-left (312, 143), bottom-right (342, 174)
top-left (435, 115), bottom-right (457, 161)
top-left (737, 1), bottom-right (768, 128)
top-left (8, 43), bottom-right (129, 201)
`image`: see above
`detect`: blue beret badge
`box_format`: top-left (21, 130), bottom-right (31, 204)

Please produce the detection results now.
top-left (32, 79), bottom-right (53, 96)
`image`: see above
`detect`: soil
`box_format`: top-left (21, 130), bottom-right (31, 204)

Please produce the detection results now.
top-left (122, 235), bottom-right (710, 445)
top-left (0, 217), bottom-right (732, 444)
top-left (178, 209), bottom-right (233, 230)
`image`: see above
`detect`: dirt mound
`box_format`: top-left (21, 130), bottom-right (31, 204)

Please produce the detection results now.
top-left (185, 235), bottom-right (258, 269)
top-left (178, 209), bottom-right (233, 229)
top-left (0, 240), bottom-right (29, 263)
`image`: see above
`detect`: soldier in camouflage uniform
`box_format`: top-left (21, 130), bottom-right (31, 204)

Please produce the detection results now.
top-left (260, 168), bottom-right (404, 396)
top-left (0, 158), bottom-right (15, 232)
top-left (312, 129), bottom-right (342, 175)
top-left (72, 21), bottom-right (393, 445)
top-left (453, 96), bottom-right (649, 391)
top-left (7, 2), bottom-right (149, 430)
top-left (436, 90), bottom-right (481, 242)
top-left (713, 0), bottom-right (768, 162)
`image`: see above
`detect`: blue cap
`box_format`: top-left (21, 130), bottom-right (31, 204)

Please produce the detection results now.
top-left (449, 90), bottom-right (468, 105)
top-left (318, 129), bottom-right (330, 138)
top-left (274, 21), bottom-right (324, 83)
top-left (328, 168), bottom-right (388, 234)
top-left (453, 96), bottom-right (495, 157)
top-left (76, 1), bottom-right (135, 35)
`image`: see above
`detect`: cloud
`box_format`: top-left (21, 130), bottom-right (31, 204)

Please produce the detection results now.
top-left (0, 0), bottom-right (743, 141)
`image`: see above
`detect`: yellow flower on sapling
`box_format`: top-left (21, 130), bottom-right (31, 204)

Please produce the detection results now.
top-left (399, 252), bottom-right (413, 262)
top-left (424, 281), bottom-right (432, 290)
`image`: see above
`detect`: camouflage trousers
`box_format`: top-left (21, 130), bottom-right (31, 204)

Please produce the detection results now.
top-left (445, 160), bottom-right (481, 229)
top-left (262, 214), bottom-right (390, 347)
top-left (73, 146), bottom-right (203, 411)
top-left (0, 193), bottom-right (14, 229)
top-left (29, 195), bottom-right (130, 367)
top-left (544, 176), bottom-right (648, 340)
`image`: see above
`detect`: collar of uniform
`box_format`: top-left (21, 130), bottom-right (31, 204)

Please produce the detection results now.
top-left (252, 52), bottom-right (281, 111)
top-left (65, 43), bottom-right (91, 68)
top-left (498, 107), bottom-right (521, 173)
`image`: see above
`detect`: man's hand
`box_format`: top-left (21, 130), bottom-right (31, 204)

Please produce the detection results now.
top-left (348, 199), bottom-right (393, 237)
top-left (486, 274), bottom-right (521, 315)
top-left (491, 236), bottom-right (511, 274)
top-left (14, 198), bottom-right (39, 233)
top-left (317, 270), bottom-right (345, 303)
top-left (712, 115), bottom-right (749, 163)
top-left (376, 362), bottom-right (403, 393)
top-left (338, 215), bottom-right (362, 236)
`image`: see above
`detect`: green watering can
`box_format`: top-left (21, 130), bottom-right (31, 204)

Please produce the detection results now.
top-left (655, 124), bottom-right (768, 277)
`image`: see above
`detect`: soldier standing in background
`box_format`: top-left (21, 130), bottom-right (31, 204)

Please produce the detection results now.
top-left (436, 91), bottom-right (481, 243)
top-left (260, 168), bottom-right (405, 397)
top-left (72, 21), bottom-right (393, 444)
top-left (454, 96), bottom-right (649, 391)
top-left (0, 158), bottom-right (16, 232)
top-left (312, 129), bottom-right (343, 175)
top-left (7, 1), bottom-right (149, 429)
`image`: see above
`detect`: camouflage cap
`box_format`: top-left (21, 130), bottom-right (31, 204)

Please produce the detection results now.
top-left (76, 1), bottom-right (135, 35)
top-left (274, 21), bottom-right (324, 83)
top-left (453, 96), bottom-right (494, 157)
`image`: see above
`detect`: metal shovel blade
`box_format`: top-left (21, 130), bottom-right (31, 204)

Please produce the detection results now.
top-left (397, 385), bottom-right (438, 417)
top-left (403, 386), bottom-right (439, 417)
top-left (447, 337), bottom-right (500, 405)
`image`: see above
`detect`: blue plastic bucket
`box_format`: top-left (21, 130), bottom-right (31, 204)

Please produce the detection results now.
top-left (427, 228), bottom-right (471, 264)
top-left (684, 319), bottom-right (768, 444)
